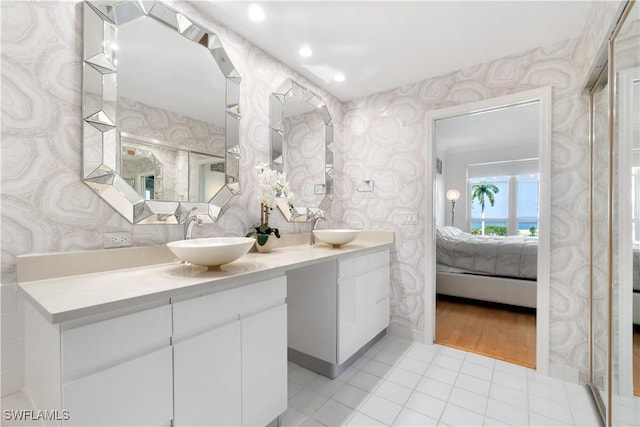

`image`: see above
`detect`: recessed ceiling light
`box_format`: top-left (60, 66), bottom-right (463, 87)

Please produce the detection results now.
top-left (299, 46), bottom-right (313, 57)
top-left (333, 73), bottom-right (346, 82)
top-left (248, 4), bottom-right (265, 22)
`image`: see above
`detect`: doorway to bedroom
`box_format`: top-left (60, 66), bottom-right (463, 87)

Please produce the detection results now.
top-left (425, 89), bottom-right (551, 372)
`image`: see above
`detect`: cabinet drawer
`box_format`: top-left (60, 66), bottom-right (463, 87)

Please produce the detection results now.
top-left (62, 305), bottom-right (171, 382)
top-left (63, 346), bottom-right (172, 426)
top-left (173, 276), bottom-right (286, 338)
top-left (339, 249), bottom-right (389, 278)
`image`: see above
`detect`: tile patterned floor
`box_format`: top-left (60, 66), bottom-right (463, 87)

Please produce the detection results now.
top-left (283, 335), bottom-right (602, 427)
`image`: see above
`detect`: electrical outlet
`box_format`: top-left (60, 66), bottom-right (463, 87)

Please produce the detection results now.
top-left (104, 232), bottom-right (132, 249)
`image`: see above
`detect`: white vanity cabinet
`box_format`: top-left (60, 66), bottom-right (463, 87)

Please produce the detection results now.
top-left (24, 302), bottom-right (174, 427)
top-left (23, 276), bottom-right (287, 427)
top-left (338, 249), bottom-right (390, 364)
top-left (172, 276), bottom-right (287, 427)
top-left (287, 248), bottom-right (390, 377)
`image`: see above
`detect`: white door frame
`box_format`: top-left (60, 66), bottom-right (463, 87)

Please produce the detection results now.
top-left (424, 87), bottom-right (552, 374)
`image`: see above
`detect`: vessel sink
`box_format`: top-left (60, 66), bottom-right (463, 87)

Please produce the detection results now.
top-left (312, 229), bottom-right (360, 247)
top-left (167, 237), bottom-right (254, 267)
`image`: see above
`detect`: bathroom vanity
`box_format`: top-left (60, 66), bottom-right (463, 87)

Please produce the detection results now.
top-left (17, 232), bottom-right (392, 426)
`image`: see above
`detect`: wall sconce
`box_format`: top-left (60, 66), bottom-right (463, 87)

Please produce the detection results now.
top-left (446, 189), bottom-right (461, 226)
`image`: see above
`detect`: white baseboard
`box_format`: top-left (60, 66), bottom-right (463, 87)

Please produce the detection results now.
top-left (387, 322), bottom-right (425, 342)
top-left (549, 361), bottom-right (580, 384)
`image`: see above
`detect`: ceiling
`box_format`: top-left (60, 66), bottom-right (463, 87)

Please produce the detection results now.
top-left (435, 101), bottom-right (539, 154)
top-left (196, 1), bottom-right (592, 102)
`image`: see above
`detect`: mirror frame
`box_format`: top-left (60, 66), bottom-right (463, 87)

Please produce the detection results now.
top-left (270, 79), bottom-right (334, 221)
top-left (82, 0), bottom-right (241, 224)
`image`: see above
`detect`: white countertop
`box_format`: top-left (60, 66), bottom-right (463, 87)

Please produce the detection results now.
top-left (18, 233), bottom-right (393, 324)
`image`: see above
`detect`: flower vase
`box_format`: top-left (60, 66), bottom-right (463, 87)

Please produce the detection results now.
top-left (255, 203), bottom-right (275, 253)
top-left (255, 235), bottom-right (276, 253)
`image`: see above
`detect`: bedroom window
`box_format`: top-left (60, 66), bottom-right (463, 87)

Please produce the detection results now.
top-left (469, 176), bottom-right (508, 235)
top-left (468, 173), bottom-right (539, 236)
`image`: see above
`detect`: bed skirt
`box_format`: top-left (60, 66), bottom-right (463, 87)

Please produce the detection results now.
top-left (436, 271), bottom-right (537, 309)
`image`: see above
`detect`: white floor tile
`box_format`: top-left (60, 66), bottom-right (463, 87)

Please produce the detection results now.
top-left (289, 380), bottom-right (304, 398)
top-left (313, 399), bottom-right (356, 427)
top-left (361, 359), bottom-right (394, 378)
top-left (528, 380), bottom-right (568, 403)
top-left (280, 407), bottom-right (308, 427)
top-left (441, 403), bottom-right (485, 427)
top-left (286, 337), bottom-right (601, 427)
top-left (416, 376), bottom-right (453, 400)
top-left (483, 416), bottom-right (510, 426)
top-left (464, 352), bottom-right (496, 369)
top-left (405, 346), bottom-right (437, 363)
top-left (438, 346), bottom-right (467, 360)
top-left (425, 365), bottom-right (459, 385)
top-left (448, 387), bottom-right (488, 415)
top-left (455, 373), bottom-right (491, 396)
top-left (489, 382), bottom-right (528, 409)
top-left (289, 388), bottom-right (330, 416)
top-left (493, 359), bottom-right (529, 377)
top-left (332, 383), bottom-right (370, 410)
top-left (385, 367), bottom-right (422, 389)
top-left (300, 417), bottom-right (326, 426)
top-left (529, 412), bottom-right (569, 426)
top-left (290, 366), bottom-right (321, 386)
top-left (404, 390), bottom-right (447, 421)
top-left (529, 395), bottom-right (573, 424)
top-left (337, 365), bottom-right (360, 382)
top-left (431, 354), bottom-right (464, 372)
top-left (460, 360), bottom-right (494, 382)
top-left (396, 356), bottom-right (429, 375)
top-left (359, 394), bottom-right (403, 425)
top-left (348, 370), bottom-right (383, 393)
top-left (373, 379), bottom-right (413, 406)
top-left (570, 403), bottom-right (602, 426)
top-left (485, 398), bottom-right (528, 426)
top-left (305, 376), bottom-right (345, 397)
top-left (373, 349), bottom-right (405, 366)
top-left (492, 369), bottom-right (527, 392)
top-left (393, 407), bottom-right (439, 426)
top-left (345, 412), bottom-right (386, 426)
top-left (351, 356), bottom-right (370, 370)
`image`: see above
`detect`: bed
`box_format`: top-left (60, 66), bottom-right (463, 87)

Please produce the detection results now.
top-left (436, 226), bottom-right (538, 308)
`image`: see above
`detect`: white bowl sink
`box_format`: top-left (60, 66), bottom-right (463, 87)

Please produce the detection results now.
top-left (167, 237), bottom-right (254, 267)
top-left (312, 229), bottom-right (360, 247)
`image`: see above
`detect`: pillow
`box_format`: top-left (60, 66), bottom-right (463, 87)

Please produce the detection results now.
top-left (436, 226), bottom-right (463, 239)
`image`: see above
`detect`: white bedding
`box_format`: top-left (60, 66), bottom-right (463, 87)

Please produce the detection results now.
top-left (436, 226), bottom-right (537, 280)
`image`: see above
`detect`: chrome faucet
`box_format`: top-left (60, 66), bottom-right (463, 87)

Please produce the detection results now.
top-left (310, 216), bottom-right (327, 245)
top-left (184, 208), bottom-right (203, 240)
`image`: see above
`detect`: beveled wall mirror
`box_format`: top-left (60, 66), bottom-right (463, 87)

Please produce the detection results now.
top-left (82, 0), bottom-right (241, 224)
top-left (270, 79), bottom-right (334, 221)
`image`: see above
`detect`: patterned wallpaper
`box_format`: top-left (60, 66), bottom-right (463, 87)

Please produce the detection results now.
top-left (339, 1), bottom-right (624, 382)
top-left (0, 0), bottom-right (623, 395)
top-left (0, 0), bottom-right (343, 396)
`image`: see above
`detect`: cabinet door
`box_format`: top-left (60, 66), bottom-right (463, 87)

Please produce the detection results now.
top-left (63, 347), bottom-right (172, 427)
top-left (338, 250), bottom-right (390, 364)
top-left (241, 304), bottom-right (287, 427)
top-left (173, 321), bottom-right (242, 427)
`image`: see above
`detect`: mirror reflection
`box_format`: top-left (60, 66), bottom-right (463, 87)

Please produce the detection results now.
top-left (82, 0), bottom-right (241, 224)
top-left (613, 1), bottom-right (640, 420)
top-left (270, 79), bottom-right (333, 221)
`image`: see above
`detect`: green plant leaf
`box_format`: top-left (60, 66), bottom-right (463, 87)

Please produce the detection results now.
top-left (257, 234), bottom-right (269, 246)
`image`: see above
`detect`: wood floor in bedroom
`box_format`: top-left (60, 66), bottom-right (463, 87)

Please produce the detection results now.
top-left (634, 327), bottom-right (639, 396)
top-left (435, 295), bottom-right (536, 369)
